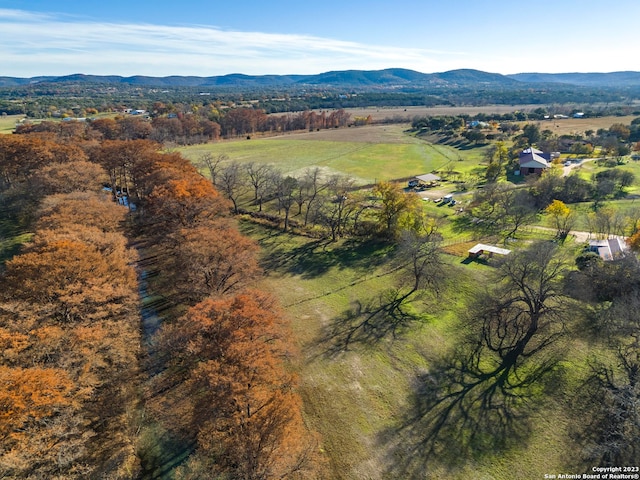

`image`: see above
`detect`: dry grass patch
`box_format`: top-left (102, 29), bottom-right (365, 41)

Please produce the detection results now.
top-left (521, 115), bottom-right (638, 137)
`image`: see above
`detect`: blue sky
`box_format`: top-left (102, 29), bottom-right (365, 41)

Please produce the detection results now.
top-left (1, 0), bottom-right (638, 77)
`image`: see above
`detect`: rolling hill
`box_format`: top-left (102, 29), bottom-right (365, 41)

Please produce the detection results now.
top-left (2, 68), bottom-right (640, 89)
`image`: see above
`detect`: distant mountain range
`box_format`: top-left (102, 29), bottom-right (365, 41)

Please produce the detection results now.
top-left (2, 68), bottom-right (640, 89)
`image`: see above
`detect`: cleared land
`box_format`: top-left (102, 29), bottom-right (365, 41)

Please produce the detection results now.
top-left (0, 114), bottom-right (25, 134)
top-left (179, 124), bottom-right (489, 185)
top-left (194, 123), bottom-right (634, 479)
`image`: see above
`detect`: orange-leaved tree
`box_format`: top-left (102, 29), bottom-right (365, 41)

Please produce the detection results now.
top-left (0, 365), bottom-right (75, 444)
top-left (162, 291), bottom-right (316, 479)
top-left (160, 223), bottom-right (259, 303)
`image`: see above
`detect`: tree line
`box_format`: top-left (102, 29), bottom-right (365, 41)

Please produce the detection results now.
top-left (0, 135), bottom-right (141, 477)
top-left (195, 153), bottom-right (437, 242)
top-left (13, 107), bottom-right (353, 145)
top-left (0, 131), bottom-right (318, 477)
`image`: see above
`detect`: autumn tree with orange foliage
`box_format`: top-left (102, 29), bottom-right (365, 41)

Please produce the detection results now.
top-left (88, 138), bottom-right (161, 203)
top-left (158, 224), bottom-right (259, 304)
top-left (0, 134), bottom-right (88, 190)
top-left (31, 159), bottom-right (107, 195)
top-left (0, 156), bottom-right (142, 478)
top-left (627, 230), bottom-right (640, 253)
top-left (160, 291), bottom-right (316, 479)
top-left (0, 365), bottom-right (75, 443)
top-left (36, 191), bottom-right (130, 233)
top-left (2, 233), bottom-right (136, 325)
top-left (144, 174), bottom-right (229, 230)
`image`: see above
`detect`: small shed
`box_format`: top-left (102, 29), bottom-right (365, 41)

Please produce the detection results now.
top-left (409, 173), bottom-right (441, 188)
top-left (468, 243), bottom-right (511, 259)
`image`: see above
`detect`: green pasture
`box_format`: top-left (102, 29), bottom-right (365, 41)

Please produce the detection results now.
top-left (0, 114), bottom-right (23, 134)
top-left (239, 220), bottom-right (602, 479)
top-left (178, 133), bottom-right (489, 185)
top-left (240, 221), bottom-right (481, 478)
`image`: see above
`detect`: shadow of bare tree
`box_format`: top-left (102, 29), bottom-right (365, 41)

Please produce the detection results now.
top-left (316, 288), bottom-right (425, 357)
top-left (378, 343), bottom-right (563, 479)
top-left (378, 242), bottom-right (571, 478)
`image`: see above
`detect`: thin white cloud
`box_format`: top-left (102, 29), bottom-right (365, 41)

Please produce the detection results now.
top-left (0, 8), bottom-right (466, 76)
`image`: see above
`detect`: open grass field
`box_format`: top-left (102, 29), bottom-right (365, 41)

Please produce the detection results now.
top-left (178, 124), bottom-right (491, 185)
top-left (521, 114), bottom-right (638, 137)
top-left (0, 114), bottom-right (24, 134)
top-left (178, 115), bottom-right (637, 185)
top-left (239, 222), bottom-right (471, 478)
top-left (239, 221), bottom-right (595, 479)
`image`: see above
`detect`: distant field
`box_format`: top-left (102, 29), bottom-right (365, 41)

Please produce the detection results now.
top-left (331, 107), bottom-right (638, 137)
top-left (179, 114), bottom-right (637, 185)
top-left (178, 124), bottom-right (490, 184)
top-left (0, 114), bottom-right (24, 134)
top-left (340, 104), bottom-right (544, 121)
top-left (522, 114), bottom-right (638, 137)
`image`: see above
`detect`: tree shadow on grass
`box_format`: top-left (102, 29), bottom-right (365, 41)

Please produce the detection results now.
top-left (259, 237), bottom-right (394, 279)
top-left (377, 343), bottom-right (563, 478)
top-left (315, 289), bottom-right (424, 357)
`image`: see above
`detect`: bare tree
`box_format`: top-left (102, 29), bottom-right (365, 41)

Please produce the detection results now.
top-left (408, 242), bottom-right (571, 457)
top-left (196, 152), bottom-right (227, 186)
top-left (217, 161), bottom-right (248, 214)
top-left (245, 162), bottom-right (275, 212)
top-left (317, 175), bottom-right (355, 241)
top-left (395, 226), bottom-right (444, 304)
top-left (301, 167), bottom-right (327, 226)
top-left (273, 173), bottom-right (298, 231)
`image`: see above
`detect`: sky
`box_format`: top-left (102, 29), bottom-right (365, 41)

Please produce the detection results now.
top-left (0, 0), bottom-right (639, 78)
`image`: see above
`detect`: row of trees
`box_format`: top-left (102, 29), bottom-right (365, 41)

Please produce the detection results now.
top-left (0, 128), bottom-right (318, 477)
top-left (198, 155), bottom-right (430, 241)
top-left (0, 180), bottom-right (142, 477)
top-left (119, 144), bottom-right (318, 478)
top-left (14, 107), bottom-right (353, 145)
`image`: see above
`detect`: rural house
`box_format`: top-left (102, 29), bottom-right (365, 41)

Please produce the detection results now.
top-left (519, 147), bottom-right (551, 175)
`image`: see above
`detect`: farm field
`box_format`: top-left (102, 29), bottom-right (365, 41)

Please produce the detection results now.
top-left (0, 114), bottom-right (24, 134)
top-left (178, 124), bottom-right (490, 185)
